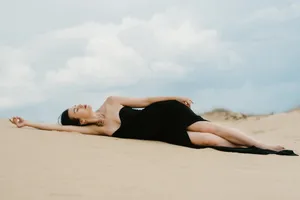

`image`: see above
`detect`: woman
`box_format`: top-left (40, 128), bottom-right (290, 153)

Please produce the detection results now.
top-left (9, 96), bottom-right (297, 155)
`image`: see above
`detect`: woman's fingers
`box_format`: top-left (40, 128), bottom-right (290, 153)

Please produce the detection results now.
top-left (9, 116), bottom-right (23, 126)
top-left (184, 101), bottom-right (191, 108)
top-left (12, 117), bottom-right (18, 123)
top-left (9, 117), bottom-right (18, 127)
top-left (13, 117), bottom-right (19, 123)
top-left (9, 118), bottom-right (14, 124)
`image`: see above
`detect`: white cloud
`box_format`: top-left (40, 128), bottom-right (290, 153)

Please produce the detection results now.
top-left (45, 8), bottom-right (237, 87)
top-left (0, 46), bottom-right (45, 108)
top-left (246, 2), bottom-right (300, 22)
top-left (45, 35), bottom-right (147, 87)
top-left (0, 7), bottom-right (240, 110)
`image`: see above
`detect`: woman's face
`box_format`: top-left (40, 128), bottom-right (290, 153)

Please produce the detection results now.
top-left (68, 104), bottom-right (93, 120)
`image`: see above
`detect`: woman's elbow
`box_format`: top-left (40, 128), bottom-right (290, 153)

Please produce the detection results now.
top-left (106, 96), bottom-right (117, 103)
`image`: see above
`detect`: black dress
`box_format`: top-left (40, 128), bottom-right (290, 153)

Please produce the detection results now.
top-left (112, 100), bottom-right (298, 156)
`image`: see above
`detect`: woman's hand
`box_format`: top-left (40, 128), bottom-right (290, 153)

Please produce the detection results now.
top-left (176, 97), bottom-right (194, 108)
top-left (9, 116), bottom-right (27, 128)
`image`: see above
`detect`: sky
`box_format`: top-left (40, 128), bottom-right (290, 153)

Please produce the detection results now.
top-left (0, 0), bottom-right (299, 123)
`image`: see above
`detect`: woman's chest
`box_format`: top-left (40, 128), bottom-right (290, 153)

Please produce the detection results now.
top-left (99, 103), bottom-right (123, 135)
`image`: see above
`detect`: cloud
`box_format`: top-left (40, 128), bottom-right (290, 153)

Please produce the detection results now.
top-left (45, 8), bottom-right (241, 86)
top-left (0, 46), bottom-right (45, 108)
top-left (245, 2), bottom-right (300, 22)
top-left (0, 7), bottom-right (240, 110)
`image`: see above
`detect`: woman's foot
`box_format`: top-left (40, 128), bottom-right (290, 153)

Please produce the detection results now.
top-left (260, 144), bottom-right (285, 151)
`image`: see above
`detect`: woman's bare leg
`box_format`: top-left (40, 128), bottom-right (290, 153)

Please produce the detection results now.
top-left (187, 121), bottom-right (284, 151)
top-left (188, 131), bottom-right (243, 148)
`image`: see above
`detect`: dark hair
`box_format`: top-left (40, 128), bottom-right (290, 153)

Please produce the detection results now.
top-left (59, 109), bottom-right (81, 126)
top-left (58, 108), bottom-right (102, 127)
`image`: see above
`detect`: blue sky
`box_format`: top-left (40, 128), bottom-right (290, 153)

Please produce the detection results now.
top-left (0, 0), bottom-right (299, 123)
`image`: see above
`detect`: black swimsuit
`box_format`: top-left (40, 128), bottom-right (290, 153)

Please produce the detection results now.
top-left (112, 100), bottom-right (298, 156)
top-left (112, 100), bottom-right (207, 147)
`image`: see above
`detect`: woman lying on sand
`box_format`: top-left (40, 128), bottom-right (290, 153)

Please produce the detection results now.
top-left (9, 96), bottom-right (296, 155)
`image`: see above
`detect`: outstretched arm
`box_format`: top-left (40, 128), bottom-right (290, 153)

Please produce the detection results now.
top-left (108, 96), bottom-right (193, 108)
top-left (9, 117), bottom-right (101, 135)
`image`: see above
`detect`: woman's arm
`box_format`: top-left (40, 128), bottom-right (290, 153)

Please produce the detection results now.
top-left (9, 117), bottom-right (101, 135)
top-left (26, 122), bottom-right (99, 134)
top-left (108, 96), bottom-right (193, 108)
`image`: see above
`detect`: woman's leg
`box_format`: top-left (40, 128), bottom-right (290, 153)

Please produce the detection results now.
top-left (188, 131), bottom-right (243, 148)
top-left (187, 121), bottom-right (284, 151)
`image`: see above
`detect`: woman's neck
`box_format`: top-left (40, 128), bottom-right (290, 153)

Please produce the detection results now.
top-left (94, 111), bottom-right (105, 118)
top-left (87, 112), bottom-right (105, 126)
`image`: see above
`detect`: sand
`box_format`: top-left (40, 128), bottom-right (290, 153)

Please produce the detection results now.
top-left (1, 110), bottom-right (300, 200)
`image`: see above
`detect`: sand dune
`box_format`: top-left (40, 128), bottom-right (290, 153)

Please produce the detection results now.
top-left (1, 110), bottom-right (300, 200)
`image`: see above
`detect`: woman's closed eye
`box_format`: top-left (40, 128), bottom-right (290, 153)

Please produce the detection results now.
top-left (73, 106), bottom-right (79, 113)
